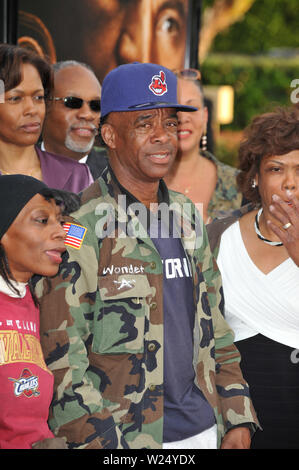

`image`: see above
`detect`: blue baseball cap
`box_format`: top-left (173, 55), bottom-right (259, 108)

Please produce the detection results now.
top-left (100, 62), bottom-right (197, 118)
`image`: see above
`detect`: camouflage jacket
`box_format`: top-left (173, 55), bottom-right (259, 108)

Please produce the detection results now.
top-left (203, 151), bottom-right (243, 220)
top-left (37, 169), bottom-right (258, 449)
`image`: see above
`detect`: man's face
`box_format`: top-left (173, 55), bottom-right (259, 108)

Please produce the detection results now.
top-left (85, 0), bottom-right (188, 83)
top-left (43, 65), bottom-right (101, 160)
top-left (102, 108), bottom-right (178, 186)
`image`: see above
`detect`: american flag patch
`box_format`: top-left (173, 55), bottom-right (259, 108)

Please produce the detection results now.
top-left (63, 223), bottom-right (87, 249)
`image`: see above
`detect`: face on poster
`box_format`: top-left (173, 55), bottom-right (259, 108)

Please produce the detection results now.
top-left (18, 0), bottom-right (189, 83)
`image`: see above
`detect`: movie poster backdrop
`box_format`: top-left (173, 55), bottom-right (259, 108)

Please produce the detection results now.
top-left (17, 0), bottom-right (200, 83)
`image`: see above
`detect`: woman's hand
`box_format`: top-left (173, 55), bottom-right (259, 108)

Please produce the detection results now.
top-left (267, 192), bottom-right (299, 266)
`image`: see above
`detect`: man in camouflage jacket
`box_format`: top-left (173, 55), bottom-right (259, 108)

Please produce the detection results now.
top-left (37, 63), bottom-right (259, 449)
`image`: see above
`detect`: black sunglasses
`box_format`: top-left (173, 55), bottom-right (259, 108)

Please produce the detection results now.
top-left (49, 96), bottom-right (101, 113)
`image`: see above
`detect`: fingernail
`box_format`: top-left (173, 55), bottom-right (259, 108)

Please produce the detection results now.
top-left (272, 194), bottom-right (279, 201)
top-left (269, 204), bottom-right (274, 211)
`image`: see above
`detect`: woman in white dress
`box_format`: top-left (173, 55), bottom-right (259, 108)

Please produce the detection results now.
top-left (207, 106), bottom-right (299, 449)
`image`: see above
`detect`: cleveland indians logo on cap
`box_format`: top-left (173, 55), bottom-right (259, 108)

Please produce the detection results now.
top-left (149, 70), bottom-right (168, 96)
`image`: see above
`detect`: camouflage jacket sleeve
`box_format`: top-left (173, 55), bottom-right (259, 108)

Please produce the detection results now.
top-left (196, 222), bottom-right (260, 440)
top-left (202, 150), bottom-right (243, 220)
top-left (37, 217), bottom-right (129, 449)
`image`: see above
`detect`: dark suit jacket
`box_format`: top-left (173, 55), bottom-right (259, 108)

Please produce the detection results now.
top-left (86, 147), bottom-right (108, 180)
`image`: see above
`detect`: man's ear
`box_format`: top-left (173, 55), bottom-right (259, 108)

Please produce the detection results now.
top-left (101, 123), bottom-right (117, 149)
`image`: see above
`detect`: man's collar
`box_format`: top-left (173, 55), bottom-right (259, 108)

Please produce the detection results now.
top-left (108, 164), bottom-right (170, 208)
top-left (41, 141), bottom-right (88, 162)
top-left (100, 166), bottom-right (200, 253)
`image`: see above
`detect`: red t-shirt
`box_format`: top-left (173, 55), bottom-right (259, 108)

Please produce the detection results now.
top-left (0, 287), bottom-right (54, 449)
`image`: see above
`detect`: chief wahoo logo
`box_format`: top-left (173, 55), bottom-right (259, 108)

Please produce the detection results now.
top-left (149, 71), bottom-right (168, 96)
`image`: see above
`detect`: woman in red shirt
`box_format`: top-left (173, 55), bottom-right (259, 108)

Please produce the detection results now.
top-left (0, 174), bottom-right (78, 449)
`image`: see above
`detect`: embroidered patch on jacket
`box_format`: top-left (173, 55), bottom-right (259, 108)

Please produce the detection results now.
top-left (9, 368), bottom-right (40, 398)
top-left (149, 70), bottom-right (167, 96)
top-left (113, 279), bottom-right (136, 290)
top-left (63, 223), bottom-right (87, 249)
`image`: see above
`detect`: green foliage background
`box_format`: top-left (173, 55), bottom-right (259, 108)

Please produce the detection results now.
top-left (200, 0), bottom-right (299, 165)
top-left (205, 0), bottom-right (299, 54)
top-left (201, 54), bottom-right (298, 130)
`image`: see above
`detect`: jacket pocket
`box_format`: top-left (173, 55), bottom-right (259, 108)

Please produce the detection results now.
top-left (92, 274), bottom-right (152, 355)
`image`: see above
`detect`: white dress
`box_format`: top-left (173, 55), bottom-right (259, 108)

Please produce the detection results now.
top-left (216, 221), bottom-right (299, 449)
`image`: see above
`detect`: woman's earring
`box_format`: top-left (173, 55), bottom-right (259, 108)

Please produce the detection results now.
top-left (200, 132), bottom-right (208, 151)
top-left (251, 180), bottom-right (257, 188)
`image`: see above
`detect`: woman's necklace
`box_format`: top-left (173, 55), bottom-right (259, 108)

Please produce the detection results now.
top-left (0, 165), bottom-right (41, 177)
top-left (254, 208), bottom-right (283, 246)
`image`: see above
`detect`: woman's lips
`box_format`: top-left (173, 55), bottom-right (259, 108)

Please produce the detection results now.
top-left (178, 129), bottom-right (192, 140)
top-left (20, 123), bottom-right (41, 133)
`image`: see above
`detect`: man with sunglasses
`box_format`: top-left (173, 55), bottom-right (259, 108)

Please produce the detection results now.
top-left (42, 60), bottom-right (108, 180)
top-left (38, 62), bottom-right (259, 450)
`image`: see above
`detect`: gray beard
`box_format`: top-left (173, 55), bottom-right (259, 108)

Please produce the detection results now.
top-left (65, 133), bottom-right (95, 154)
